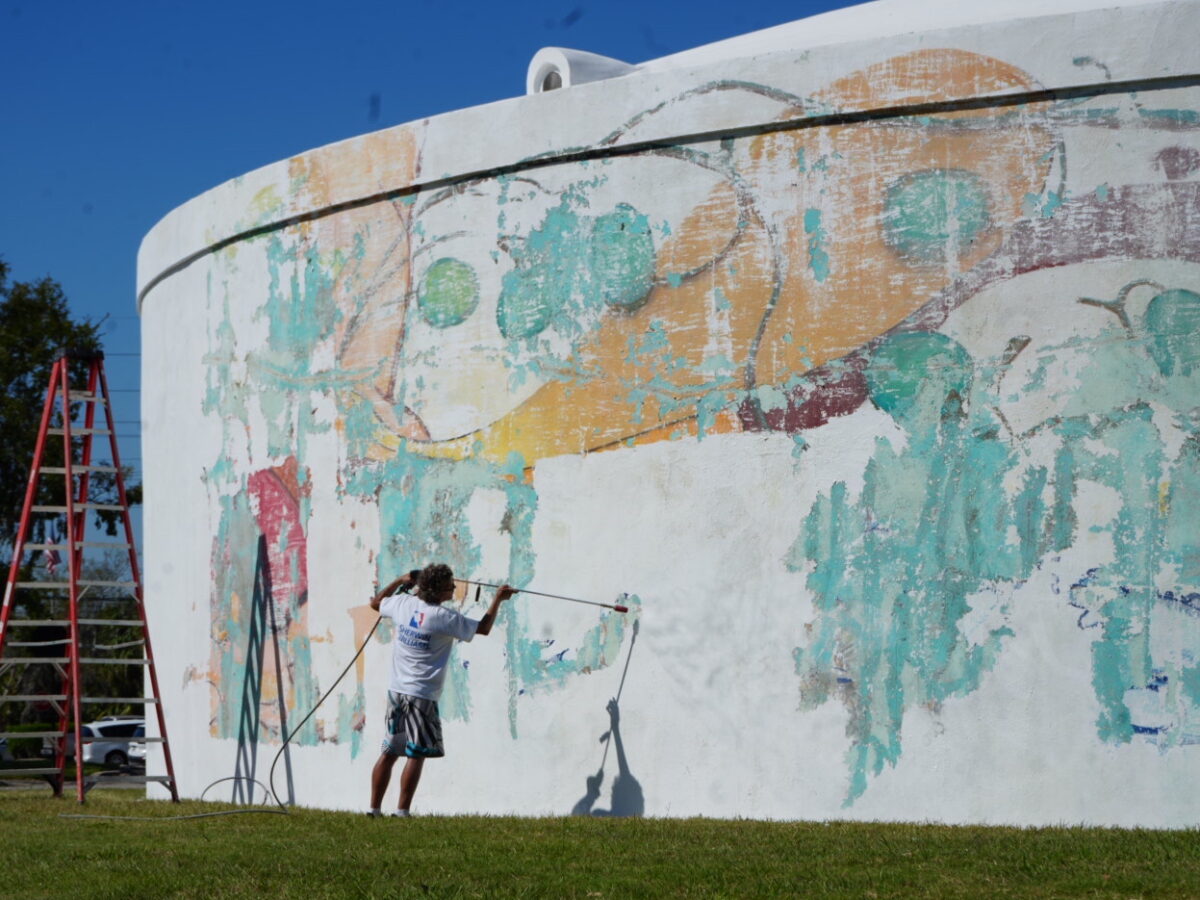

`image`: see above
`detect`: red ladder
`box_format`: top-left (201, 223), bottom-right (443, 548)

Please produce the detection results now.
top-left (0, 351), bottom-right (178, 802)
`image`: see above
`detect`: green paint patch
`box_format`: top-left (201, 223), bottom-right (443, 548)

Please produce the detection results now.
top-left (883, 169), bottom-right (991, 263)
top-left (865, 332), bottom-right (972, 421)
top-left (591, 204), bottom-right (656, 311)
top-left (497, 199), bottom-right (657, 341)
top-left (1145, 289), bottom-right (1200, 376)
top-left (1182, 665), bottom-right (1200, 706)
top-left (418, 258), bottom-right (480, 328)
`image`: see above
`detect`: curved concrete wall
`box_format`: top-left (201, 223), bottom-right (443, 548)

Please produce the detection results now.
top-left (138, 0), bottom-right (1200, 825)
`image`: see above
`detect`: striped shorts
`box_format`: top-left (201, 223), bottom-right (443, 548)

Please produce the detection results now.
top-left (382, 691), bottom-right (445, 758)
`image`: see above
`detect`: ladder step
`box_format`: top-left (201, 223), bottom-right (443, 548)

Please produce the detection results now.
top-left (0, 695), bottom-right (67, 702)
top-left (30, 504), bottom-right (124, 512)
top-left (2, 619), bottom-right (143, 627)
top-left (81, 697), bottom-right (158, 704)
top-left (80, 618), bottom-right (143, 626)
top-left (78, 658), bottom-right (151, 666)
top-left (85, 775), bottom-right (174, 785)
top-left (0, 767), bottom-right (62, 776)
top-left (0, 658), bottom-right (68, 665)
top-left (5, 638), bottom-right (71, 647)
top-left (15, 581), bottom-right (137, 590)
top-left (24, 542), bottom-right (131, 550)
top-left (67, 392), bottom-right (106, 403)
top-left (47, 428), bottom-right (111, 436)
top-left (40, 465), bottom-right (118, 474)
top-left (0, 732), bottom-right (132, 746)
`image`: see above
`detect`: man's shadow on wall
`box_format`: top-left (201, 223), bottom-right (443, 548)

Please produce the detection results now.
top-left (571, 620), bottom-right (643, 817)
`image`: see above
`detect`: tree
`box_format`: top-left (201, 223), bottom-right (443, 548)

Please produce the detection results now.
top-left (0, 256), bottom-right (141, 566)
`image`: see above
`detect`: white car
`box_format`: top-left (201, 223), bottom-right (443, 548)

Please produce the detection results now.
top-left (127, 725), bottom-right (146, 766)
top-left (41, 717), bottom-right (145, 767)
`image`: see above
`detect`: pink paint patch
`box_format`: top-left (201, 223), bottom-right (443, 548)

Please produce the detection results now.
top-left (248, 461), bottom-right (309, 619)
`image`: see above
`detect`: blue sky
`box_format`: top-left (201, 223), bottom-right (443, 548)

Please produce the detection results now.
top-left (2, 0), bottom-right (847, 496)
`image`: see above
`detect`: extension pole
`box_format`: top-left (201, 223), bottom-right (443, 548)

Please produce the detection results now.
top-left (454, 578), bottom-right (628, 613)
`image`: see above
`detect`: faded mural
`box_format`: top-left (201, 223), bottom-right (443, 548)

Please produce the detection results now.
top-left (185, 45), bottom-right (1199, 811)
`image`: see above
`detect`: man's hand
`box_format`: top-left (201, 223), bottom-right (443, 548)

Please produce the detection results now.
top-left (477, 584), bottom-right (516, 636)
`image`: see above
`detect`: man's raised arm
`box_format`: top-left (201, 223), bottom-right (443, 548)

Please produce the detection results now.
top-left (370, 569), bottom-right (419, 611)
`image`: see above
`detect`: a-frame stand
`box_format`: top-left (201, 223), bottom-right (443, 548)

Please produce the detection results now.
top-left (0, 351), bottom-right (178, 802)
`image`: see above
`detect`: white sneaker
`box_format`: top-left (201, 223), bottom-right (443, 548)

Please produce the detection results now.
top-left (366, 809), bottom-right (382, 818)
top-left (390, 809), bottom-right (411, 818)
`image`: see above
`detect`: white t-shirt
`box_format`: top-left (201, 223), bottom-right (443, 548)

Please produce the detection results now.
top-left (379, 591), bottom-right (479, 701)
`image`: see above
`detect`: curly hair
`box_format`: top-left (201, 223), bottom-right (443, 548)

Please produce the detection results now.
top-left (417, 563), bottom-right (455, 603)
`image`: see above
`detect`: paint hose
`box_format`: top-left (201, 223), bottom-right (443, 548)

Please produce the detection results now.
top-left (62, 577), bottom-right (624, 821)
top-left (61, 612), bottom-right (386, 823)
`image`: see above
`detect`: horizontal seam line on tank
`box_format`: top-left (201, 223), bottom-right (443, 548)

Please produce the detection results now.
top-left (137, 70), bottom-right (1200, 311)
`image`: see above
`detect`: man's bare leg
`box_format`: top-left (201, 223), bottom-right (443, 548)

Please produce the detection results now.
top-left (397, 756), bottom-right (425, 811)
top-left (371, 752), bottom-right (399, 809)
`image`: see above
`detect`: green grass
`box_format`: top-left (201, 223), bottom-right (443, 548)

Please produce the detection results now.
top-left (0, 790), bottom-right (1197, 898)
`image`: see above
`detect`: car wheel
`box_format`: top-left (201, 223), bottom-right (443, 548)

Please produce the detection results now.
top-left (104, 750), bottom-right (128, 767)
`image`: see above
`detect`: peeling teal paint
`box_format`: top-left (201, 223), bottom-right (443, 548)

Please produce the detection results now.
top-left (804, 208), bottom-right (830, 283)
top-left (883, 169), bottom-right (991, 262)
top-left (791, 290), bottom-right (1200, 801)
top-left (497, 197), bottom-right (657, 342)
top-left (339, 441), bottom-right (631, 735)
top-left (212, 492), bottom-right (258, 740)
top-left (439, 650), bottom-right (473, 722)
top-left (1023, 190), bottom-right (1066, 219)
top-left (503, 598), bottom-right (640, 737)
top-left (791, 332), bottom-right (1022, 804)
top-left (1137, 108), bottom-right (1200, 126)
top-left (336, 692), bottom-right (365, 758)
top-left (197, 92), bottom-right (1200, 805)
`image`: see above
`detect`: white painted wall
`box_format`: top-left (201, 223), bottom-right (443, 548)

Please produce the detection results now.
top-left (139, 0), bottom-right (1200, 825)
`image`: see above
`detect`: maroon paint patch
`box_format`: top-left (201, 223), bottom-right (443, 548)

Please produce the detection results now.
top-left (739, 356), bottom-right (868, 433)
